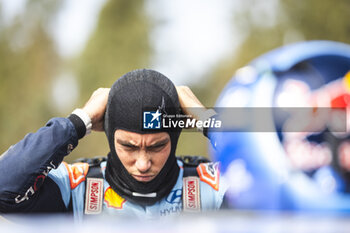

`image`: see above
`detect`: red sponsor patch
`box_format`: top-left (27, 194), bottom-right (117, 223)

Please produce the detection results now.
top-left (183, 177), bottom-right (200, 212)
top-left (63, 162), bottom-right (89, 189)
top-left (85, 178), bottom-right (104, 214)
top-left (196, 162), bottom-right (220, 191)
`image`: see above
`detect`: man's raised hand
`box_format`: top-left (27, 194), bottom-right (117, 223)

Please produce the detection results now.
top-left (82, 88), bottom-right (110, 131)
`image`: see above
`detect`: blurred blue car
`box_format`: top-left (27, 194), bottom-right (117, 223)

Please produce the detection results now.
top-left (211, 40), bottom-right (350, 213)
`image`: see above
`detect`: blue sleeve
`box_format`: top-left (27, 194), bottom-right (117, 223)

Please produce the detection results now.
top-left (0, 117), bottom-right (79, 213)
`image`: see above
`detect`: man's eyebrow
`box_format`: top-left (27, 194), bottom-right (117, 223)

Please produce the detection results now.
top-left (146, 138), bottom-right (169, 149)
top-left (116, 139), bottom-right (139, 148)
top-left (116, 138), bottom-right (169, 149)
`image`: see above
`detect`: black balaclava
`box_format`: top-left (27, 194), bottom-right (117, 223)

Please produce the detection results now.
top-left (104, 69), bottom-right (182, 205)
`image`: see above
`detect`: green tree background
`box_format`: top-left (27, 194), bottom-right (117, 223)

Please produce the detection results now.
top-left (1, 0), bottom-right (350, 162)
top-left (0, 0), bottom-right (62, 150)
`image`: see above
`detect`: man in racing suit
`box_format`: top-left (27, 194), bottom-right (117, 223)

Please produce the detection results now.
top-left (0, 69), bottom-right (226, 221)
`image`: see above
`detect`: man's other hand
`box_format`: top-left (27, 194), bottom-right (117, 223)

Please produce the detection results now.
top-left (82, 88), bottom-right (110, 131)
top-left (176, 86), bottom-right (206, 120)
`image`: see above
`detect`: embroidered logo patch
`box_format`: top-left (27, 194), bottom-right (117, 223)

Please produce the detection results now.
top-left (183, 176), bottom-right (200, 212)
top-left (104, 187), bottom-right (126, 209)
top-left (63, 162), bottom-right (89, 189)
top-left (85, 178), bottom-right (104, 214)
top-left (196, 162), bottom-right (220, 191)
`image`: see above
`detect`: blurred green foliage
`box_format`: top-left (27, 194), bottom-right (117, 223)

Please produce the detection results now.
top-left (67, 0), bottom-right (151, 162)
top-left (1, 0), bottom-right (350, 162)
top-left (0, 0), bottom-right (62, 150)
top-left (75, 0), bottom-right (151, 99)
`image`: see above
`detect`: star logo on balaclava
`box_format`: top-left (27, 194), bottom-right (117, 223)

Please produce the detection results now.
top-left (151, 109), bottom-right (162, 122)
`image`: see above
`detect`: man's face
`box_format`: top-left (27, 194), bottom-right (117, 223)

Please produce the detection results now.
top-left (114, 129), bottom-right (171, 182)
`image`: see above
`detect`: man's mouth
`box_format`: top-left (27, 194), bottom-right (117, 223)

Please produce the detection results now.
top-left (132, 174), bottom-right (155, 182)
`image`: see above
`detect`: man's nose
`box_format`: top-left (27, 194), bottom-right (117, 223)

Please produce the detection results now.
top-left (135, 152), bottom-right (151, 173)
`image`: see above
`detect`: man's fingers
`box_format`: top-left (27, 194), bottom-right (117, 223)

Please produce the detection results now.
top-left (176, 85), bottom-right (204, 112)
top-left (83, 88), bottom-right (110, 132)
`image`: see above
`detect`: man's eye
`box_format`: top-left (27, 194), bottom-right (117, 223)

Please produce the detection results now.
top-left (148, 144), bottom-right (166, 152)
top-left (123, 145), bottom-right (138, 151)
